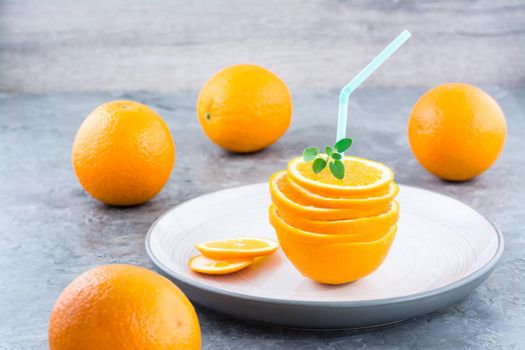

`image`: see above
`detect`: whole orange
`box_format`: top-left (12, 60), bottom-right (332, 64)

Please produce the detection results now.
top-left (408, 83), bottom-right (506, 181)
top-left (197, 64), bottom-right (292, 153)
top-left (49, 264), bottom-right (201, 350)
top-left (72, 100), bottom-right (175, 205)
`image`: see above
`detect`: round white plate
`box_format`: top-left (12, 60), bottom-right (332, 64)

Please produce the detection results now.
top-left (146, 184), bottom-right (503, 329)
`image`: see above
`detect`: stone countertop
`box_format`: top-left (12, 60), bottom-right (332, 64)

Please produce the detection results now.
top-left (0, 86), bottom-right (524, 349)
top-left (1, 0), bottom-right (525, 348)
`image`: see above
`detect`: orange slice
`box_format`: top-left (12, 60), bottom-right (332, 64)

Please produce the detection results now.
top-left (285, 172), bottom-right (399, 208)
top-left (287, 156), bottom-right (394, 197)
top-left (195, 237), bottom-right (279, 260)
top-left (271, 201), bottom-right (399, 237)
top-left (188, 255), bottom-right (253, 275)
top-left (270, 171), bottom-right (390, 220)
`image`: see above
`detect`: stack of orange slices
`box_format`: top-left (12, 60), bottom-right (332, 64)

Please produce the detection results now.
top-left (269, 156), bottom-right (399, 284)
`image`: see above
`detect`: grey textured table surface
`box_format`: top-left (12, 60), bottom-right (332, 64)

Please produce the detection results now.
top-left (1, 87), bottom-right (524, 349)
top-left (1, 1), bottom-right (525, 349)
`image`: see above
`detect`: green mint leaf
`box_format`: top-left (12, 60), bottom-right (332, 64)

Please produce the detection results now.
top-left (331, 152), bottom-right (342, 160)
top-left (329, 160), bottom-right (345, 179)
top-left (325, 146), bottom-right (333, 156)
top-left (303, 147), bottom-right (319, 162)
top-left (334, 138), bottom-right (353, 153)
top-left (312, 158), bottom-right (327, 174)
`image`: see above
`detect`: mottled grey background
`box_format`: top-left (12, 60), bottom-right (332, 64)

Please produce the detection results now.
top-left (0, 1), bottom-right (524, 349)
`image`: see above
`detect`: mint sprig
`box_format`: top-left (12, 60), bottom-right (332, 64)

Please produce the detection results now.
top-left (312, 158), bottom-right (327, 173)
top-left (302, 147), bottom-right (319, 162)
top-left (302, 138), bottom-right (352, 179)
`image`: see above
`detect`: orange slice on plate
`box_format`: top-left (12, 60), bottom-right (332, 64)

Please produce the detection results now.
top-left (188, 255), bottom-right (253, 275)
top-left (195, 237), bottom-right (279, 259)
top-left (270, 171), bottom-right (390, 220)
top-left (287, 156), bottom-right (394, 197)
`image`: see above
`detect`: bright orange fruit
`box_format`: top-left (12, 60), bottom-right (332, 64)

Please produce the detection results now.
top-left (272, 200), bottom-right (398, 237)
top-left (188, 255), bottom-right (253, 275)
top-left (72, 100), bottom-right (175, 206)
top-left (195, 237), bottom-right (279, 259)
top-left (270, 210), bottom-right (398, 285)
top-left (270, 171), bottom-right (390, 220)
top-left (49, 264), bottom-right (200, 350)
top-left (287, 156), bottom-right (394, 197)
top-left (408, 83), bottom-right (506, 181)
top-left (285, 172), bottom-right (399, 209)
top-left (197, 64), bottom-right (292, 153)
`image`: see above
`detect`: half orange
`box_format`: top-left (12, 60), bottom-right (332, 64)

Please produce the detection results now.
top-left (271, 212), bottom-right (398, 285)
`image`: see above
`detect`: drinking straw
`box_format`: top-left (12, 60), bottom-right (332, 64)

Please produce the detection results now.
top-left (336, 29), bottom-right (411, 143)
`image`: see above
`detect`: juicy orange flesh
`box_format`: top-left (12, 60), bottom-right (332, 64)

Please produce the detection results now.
top-left (275, 174), bottom-right (311, 206)
top-left (206, 261), bottom-right (235, 268)
top-left (205, 239), bottom-right (270, 251)
top-left (189, 256), bottom-right (252, 274)
top-left (296, 159), bottom-right (383, 186)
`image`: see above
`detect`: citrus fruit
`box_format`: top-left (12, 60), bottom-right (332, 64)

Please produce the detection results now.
top-left (72, 100), bottom-right (175, 206)
top-left (197, 64), bottom-right (292, 153)
top-left (285, 172), bottom-right (399, 209)
top-left (287, 156), bottom-right (394, 197)
top-left (270, 171), bottom-right (390, 220)
top-left (195, 237), bottom-right (279, 259)
top-left (271, 213), bottom-right (398, 284)
top-left (408, 83), bottom-right (506, 181)
top-left (188, 255), bottom-right (253, 275)
top-left (272, 200), bottom-right (399, 236)
top-left (49, 264), bottom-right (200, 350)
top-left (269, 204), bottom-right (397, 244)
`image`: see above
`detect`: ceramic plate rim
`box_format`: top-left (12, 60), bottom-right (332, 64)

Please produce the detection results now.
top-left (145, 183), bottom-right (504, 308)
